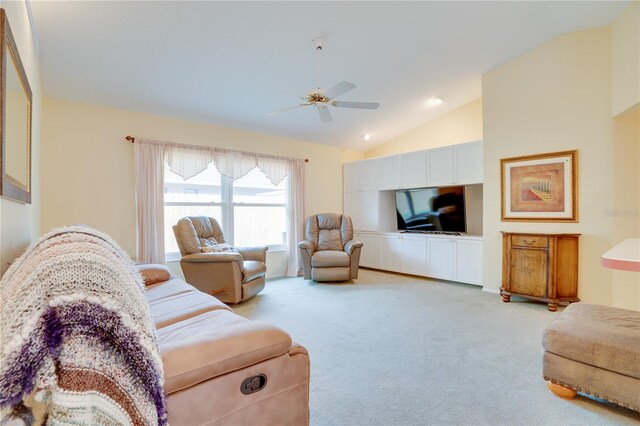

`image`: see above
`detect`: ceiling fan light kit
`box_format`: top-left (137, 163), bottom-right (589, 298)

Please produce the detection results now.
top-left (269, 37), bottom-right (380, 123)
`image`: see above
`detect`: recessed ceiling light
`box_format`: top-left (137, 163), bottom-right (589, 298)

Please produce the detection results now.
top-left (361, 133), bottom-right (372, 141)
top-left (428, 97), bottom-right (444, 106)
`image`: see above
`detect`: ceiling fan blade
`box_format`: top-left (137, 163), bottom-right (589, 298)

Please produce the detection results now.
top-left (268, 104), bottom-right (310, 116)
top-left (325, 81), bottom-right (356, 99)
top-left (331, 101), bottom-right (380, 110)
top-left (317, 105), bottom-right (333, 123)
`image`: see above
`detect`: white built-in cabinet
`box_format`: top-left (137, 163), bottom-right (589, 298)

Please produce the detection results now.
top-left (401, 150), bottom-right (429, 189)
top-left (378, 155), bottom-right (401, 190)
top-left (355, 233), bottom-right (380, 268)
top-left (356, 233), bottom-right (483, 286)
top-left (343, 140), bottom-right (484, 287)
top-left (379, 235), bottom-right (403, 272)
top-left (427, 141), bottom-right (483, 186)
top-left (426, 238), bottom-right (455, 280)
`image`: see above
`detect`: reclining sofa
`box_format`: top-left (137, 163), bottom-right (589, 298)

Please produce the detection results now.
top-left (136, 264), bottom-right (310, 425)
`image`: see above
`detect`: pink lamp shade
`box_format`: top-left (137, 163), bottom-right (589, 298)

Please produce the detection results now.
top-left (601, 238), bottom-right (640, 272)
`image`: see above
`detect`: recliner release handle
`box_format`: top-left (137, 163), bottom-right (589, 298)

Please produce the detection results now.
top-left (241, 374), bottom-right (267, 395)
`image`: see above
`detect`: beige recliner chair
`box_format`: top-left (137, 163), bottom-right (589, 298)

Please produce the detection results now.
top-left (173, 216), bottom-right (267, 304)
top-left (298, 213), bottom-right (363, 282)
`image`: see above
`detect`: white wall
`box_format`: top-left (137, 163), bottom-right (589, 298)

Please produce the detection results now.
top-left (41, 98), bottom-right (364, 278)
top-left (0, 1), bottom-right (42, 275)
top-left (611, 1), bottom-right (640, 117)
top-left (482, 27), bottom-right (614, 304)
top-left (366, 99), bottom-right (483, 158)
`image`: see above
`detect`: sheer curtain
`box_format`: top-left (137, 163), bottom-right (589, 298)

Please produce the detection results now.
top-left (133, 138), bottom-right (305, 269)
top-left (134, 139), bottom-right (166, 263)
top-left (286, 159), bottom-right (305, 276)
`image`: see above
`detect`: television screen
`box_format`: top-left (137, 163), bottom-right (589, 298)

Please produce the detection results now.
top-left (395, 186), bottom-right (466, 233)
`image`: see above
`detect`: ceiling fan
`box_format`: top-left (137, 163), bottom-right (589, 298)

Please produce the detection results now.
top-left (269, 38), bottom-right (380, 123)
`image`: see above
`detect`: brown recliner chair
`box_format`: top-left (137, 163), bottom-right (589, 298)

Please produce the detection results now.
top-left (173, 216), bottom-right (267, 304)
top-left (298, 213), bottom-right (363, 282)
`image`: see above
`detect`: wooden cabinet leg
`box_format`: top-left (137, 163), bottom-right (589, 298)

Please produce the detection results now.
top-left (501, 294), bottom-right (510, 303)
top-left (546, 381), bottom-right (577, 399)
top-left (548, 302), bottom-right (557, 312)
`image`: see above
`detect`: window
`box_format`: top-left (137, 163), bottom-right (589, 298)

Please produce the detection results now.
top-left (232, 168), bottom-right (286, 247)
top-left (164, 163), bottom-right (287, 257)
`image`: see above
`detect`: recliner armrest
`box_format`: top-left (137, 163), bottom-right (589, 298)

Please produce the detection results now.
top-left (181, 252), bottom-right (243, 263)
top-left (298, 240), bottom-right (316, 256)
top-left (237, 246), bottom-right (268, 262)
top-left (344, 240), bottom-right (363, 255)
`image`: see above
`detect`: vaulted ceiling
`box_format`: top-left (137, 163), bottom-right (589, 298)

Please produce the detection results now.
top-left (30, 1), bottom-right (629, 150)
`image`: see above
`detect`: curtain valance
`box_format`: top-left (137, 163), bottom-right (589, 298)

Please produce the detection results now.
top-left (140, 138), bottom-right (300, 184)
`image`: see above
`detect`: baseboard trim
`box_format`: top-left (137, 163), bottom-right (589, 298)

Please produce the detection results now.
top-left (482, 286), bottom-right (500, 294)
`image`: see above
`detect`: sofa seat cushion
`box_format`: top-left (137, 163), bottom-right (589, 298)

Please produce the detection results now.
top-left (149, 289), bottom-right (231, 329)
top-left (157, 310), bottom-right (293, 394)
top-left (145, 277), bottom-right (198, 303)
top-left (543, 303), bottom-right (640, 379)
top-left (241, 260), bottom-right (267, 282)
top-left (312, 250), bottom-right (350, 268)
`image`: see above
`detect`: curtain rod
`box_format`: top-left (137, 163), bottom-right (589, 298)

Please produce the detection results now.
top-left (125, 135), bottom-right (310, 163)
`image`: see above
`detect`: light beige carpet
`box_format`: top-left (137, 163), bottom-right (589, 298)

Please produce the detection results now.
top-left (233, 269), bottom-right (640, 425)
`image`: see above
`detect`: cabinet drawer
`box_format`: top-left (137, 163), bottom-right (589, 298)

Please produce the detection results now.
top-left (511, 235), bottom-right (548, 248)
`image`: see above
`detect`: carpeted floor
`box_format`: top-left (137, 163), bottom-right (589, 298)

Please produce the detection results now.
top-left (233, 269), bottom-right (640, 425)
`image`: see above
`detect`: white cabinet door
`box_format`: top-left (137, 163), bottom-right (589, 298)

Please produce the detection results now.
top-left (379, 235), bottom-right (403, 271)
top-left (401, 151), bottom-right (428, 189)
top-left (455, 141), bottom-right (483, 184)
top-left (359, 159), bottom-right (379, 190)
top-left (427, 238), bottom-right (455, 280)
top-left (402, 236), bottom-right (428, 276)
top-left (355, 233), bottom-right (379, 268)
top-left (359, 190), bottom-right (379, 231)
top-left (344, 191), bottom-right (360, 229)
top-left (378, 155), bottom-right (401, 190)
top-left (454, 240), bottom-right (483, 285)
top-left (427, 146), bottom-right (455, 186)
top-left (344, 162), bottom-right (359, 192)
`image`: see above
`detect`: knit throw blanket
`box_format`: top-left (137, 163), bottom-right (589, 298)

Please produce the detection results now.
top-left (0, 226), bottom-right (167, 425)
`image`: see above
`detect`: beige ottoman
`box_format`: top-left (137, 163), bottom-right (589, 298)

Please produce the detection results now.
top-left (542, 303), bottom-right (640, 411)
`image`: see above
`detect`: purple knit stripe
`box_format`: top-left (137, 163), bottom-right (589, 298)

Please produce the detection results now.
top-left (0, 329), bottom-right (45, 406)
top-left (0, 302), bottom-right (167, 425)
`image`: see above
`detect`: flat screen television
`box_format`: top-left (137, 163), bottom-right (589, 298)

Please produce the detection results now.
top-left (395, 186), bottom-right (466, 233)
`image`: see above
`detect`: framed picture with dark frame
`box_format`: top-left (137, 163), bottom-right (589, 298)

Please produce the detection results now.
top-left (501, 150), bottom-right (578, 222)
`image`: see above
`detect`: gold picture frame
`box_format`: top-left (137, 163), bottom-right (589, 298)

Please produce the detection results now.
top-left (501, 150), bottom-right (578, 222)
top-left (1, 8), bottom-right (33, 204)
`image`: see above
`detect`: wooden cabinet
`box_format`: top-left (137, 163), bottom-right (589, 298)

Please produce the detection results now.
top-left (344, 190), bottom-right (379, 232)
top-left (501, 232), bottom-right (580, 311)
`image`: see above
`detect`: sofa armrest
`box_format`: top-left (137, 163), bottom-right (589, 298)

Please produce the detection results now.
top-left (297, 240), bottom-right (316, 256)
top-left (344, 240), bottom-right (363, 255)
top-left (181, 252), bottom-right (243, 263)
top-left (237, 246), bottom-right (268, 262)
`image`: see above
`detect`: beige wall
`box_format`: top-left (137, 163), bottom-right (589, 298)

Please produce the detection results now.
top-left (612, 1), bottom-right (640, 117)
top-left (41, 98), bottom-right (364, 277)
top-left (1, 1), bottom-right (42, 275)
top-left (611, 106), bottom-right (640, 310)
top-left (365, 99), bottom-right (483, 158)
top-left (482, 27), bottom-right (615, 304)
